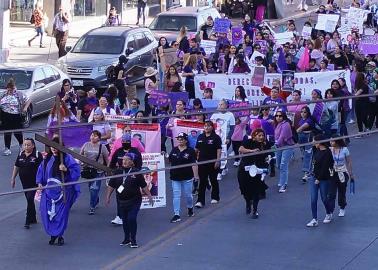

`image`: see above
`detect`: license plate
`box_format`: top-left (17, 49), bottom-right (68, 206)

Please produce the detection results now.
top-left (72, 80), bottom-right (83, 86)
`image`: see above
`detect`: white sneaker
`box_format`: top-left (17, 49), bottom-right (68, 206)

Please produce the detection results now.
top-left (306, 219), bottom-right (318, 227)
top-left (338, 209), bottom-right (345, 217)
top-left (229, 151), bottom-right (235, 156)
top-left (233, 160), bottom-right (240, 167)
top-left (164, 152), bottom-right (169, 158)
top-left (195, 202), bottom-right (203, 208)
top-left (323, 214), bottom-right (332, 224)
top-left (3, 148), bottom-right (11, 156)
top-left (221, 168), bottom-right (228, 176)
top-left (111, 216), bottom-right (123, 225)
top-left (210, 199), bottom-right (219, 204)
top-left (217, 173), bottom-right (222, 181)
top-left (348, 119), bottom-right (355, 124)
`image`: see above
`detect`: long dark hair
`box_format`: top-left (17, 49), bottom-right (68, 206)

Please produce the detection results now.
top-left (158, 37), bottom-right (170, 49)
top-left (23, 138), bottom-right (37, 156)
top-left (166, 65), bottom-right (180, 81)
top-left (354, 72), bottom-right (366, 90)
top-left (235, 86), bottom-right (247, 100)
top-left (60, 79), bottom-right (71, 92)
top-left (273, 111), bottom-right (290, 126)
top-left (331, 135), bottom-right (347, 147)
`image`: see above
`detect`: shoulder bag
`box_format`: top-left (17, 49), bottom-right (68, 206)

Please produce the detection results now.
top-left (81, 144), bottom-right (102, 179)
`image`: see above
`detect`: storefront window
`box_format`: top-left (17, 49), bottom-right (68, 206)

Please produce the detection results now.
top-left (10, 0), bottom-right (42, 22)
top-left (73, 0), bottom-right (106, 16)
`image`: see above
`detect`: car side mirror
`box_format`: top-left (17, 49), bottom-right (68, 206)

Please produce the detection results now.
top-left (126, 47), bottom-right (134, 55)
top-left (34, 82), bottom-right (46, 90)
top-left (65, 46), bottom-right (72, 52)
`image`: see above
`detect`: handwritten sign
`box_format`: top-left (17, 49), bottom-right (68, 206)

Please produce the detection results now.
top-left (273, 32), bottom-right (294, 44)
top-left (200, 40), bottom-right (217, 55)
top-left (301, 26), bottom-right (312, 38)
top-left (214, 18), bottom-right (231, 33)
top-left (315, 14), bottom-right (339, 31)
top-left (346, 7), bottom-right (367, 34)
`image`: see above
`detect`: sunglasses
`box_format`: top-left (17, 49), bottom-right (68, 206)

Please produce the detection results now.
top-left (275, 115), bottom-right (283, 118)
top-left (262, 108), bottom-right (269, 111)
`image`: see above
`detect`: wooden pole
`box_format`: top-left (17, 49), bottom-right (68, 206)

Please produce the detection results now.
top-left (55, 95), bottom-right (66, 203)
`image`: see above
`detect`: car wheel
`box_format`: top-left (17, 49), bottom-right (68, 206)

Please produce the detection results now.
top-left (22, 107), bottom-right (32, 128)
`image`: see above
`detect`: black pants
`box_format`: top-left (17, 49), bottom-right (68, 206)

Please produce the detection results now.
top-left (197, 163), bottom-right (219, 205)
top-left (367, 100), bottom-right (378, 129)
top-left (55, 30), bottom-right (68, 58)
top-left (137, 2), bottom-right (146, 24)
top-left (24, 190), bottom-right (37, 224)
top-left (185, 82), bottom-right (195, 99)
top-left (232, 140), bottom-right (242, 162)
top-left (119, 200), bottom-right (141, 242)
top-left (144, 93), bottom-right (151, 116)
top-left (355, 101), bottom-right (369, 132)
top-left (1, 111), bottom-right (23, 149)
top-left (328, 173), bottom-right (348, 213)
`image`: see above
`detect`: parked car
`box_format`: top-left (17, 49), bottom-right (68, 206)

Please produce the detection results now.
top-left (0, 63), bottom-right (69, 128)
top-left (149, 6), bottom-right (221, 43)
top-left (56, 26), bottom-right (158, 92)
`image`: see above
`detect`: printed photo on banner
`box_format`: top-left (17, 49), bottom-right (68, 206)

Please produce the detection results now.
top-left (282, 70), bottom-right (295, 91)
top-left (214, 18), bottom-right (231, 33)
top-left (115, 121), bottom-right (161, 153)
top-left (252, 66), bottom-right (266, 87)
top-left (171, 119), bottom-right (205, 147)
top-left (141, 153), bottom-right (166, 209)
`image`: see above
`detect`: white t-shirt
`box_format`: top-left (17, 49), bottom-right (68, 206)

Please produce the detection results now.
top-left (87, 107), bottom-right (116, 123)
top-left (210, 112), bottom-right (235, 143)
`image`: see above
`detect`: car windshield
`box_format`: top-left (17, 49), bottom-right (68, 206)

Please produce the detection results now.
top-left (72, 35), bottom-right (125, 54)
top-left (149, 16), bottom-right (197, 32)
top-left (0, 70), bottom-right (33, 90)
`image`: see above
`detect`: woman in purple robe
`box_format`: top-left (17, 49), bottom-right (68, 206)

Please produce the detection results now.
top-left (36, 137), bottom-right (81, 246)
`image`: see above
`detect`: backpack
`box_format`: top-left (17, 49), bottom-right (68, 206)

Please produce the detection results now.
top-left (105, 65), bottom-right (117, 82)
top-left (30, 14), bottom-right (35, 24)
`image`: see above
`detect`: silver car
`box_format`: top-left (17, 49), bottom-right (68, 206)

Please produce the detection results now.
top-left (0, 63), bottom-right (69, 127)
top-left (56, 26), bottom-right (158, 91)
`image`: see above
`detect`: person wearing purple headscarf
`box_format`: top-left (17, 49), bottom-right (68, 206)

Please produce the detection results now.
top-left (36, 137), bottom-right (81, 246)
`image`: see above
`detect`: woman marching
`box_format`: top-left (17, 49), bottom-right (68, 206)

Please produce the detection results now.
top-left (238, 129), bottom-right (270, 219)
top-left (36, 137), bottom-right (81, 245)
top-left (10, 138), bottom-right (43, 228)
top-left (329, 137), bottom-right (354, 217)
top-left (306, 135), bottom-right (334, 227)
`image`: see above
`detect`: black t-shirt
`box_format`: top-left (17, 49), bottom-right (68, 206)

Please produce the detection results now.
top-left (239, 140), bottom-right (269, 168)
top-left (108, 168), bottom-right (146, 201)
top-left (110, 147), bottom-right (142, 169)
top-left (15, 150), bottom-right (43, 188)
top-left (195, 132), bottom-right (222, 162)
top-left (200, 24), bottom-right (213, 40)
top-left (78, 97), bottom-right (98, 122)
top-left (286, 62), bottom-right (297, 71)
top-left (169, 146), bottom-right (196, 181)
top-left (312, 148), bottom-right (334, 180)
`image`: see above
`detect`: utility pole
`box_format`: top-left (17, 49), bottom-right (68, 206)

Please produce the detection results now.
top-left (0, 0), bottom-right (10, 63)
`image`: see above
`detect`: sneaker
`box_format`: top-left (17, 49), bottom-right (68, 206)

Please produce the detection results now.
top-left (111, 216), bottom-right (123, 225)
top-left (195, 202), bottom-right (203, 208)
top-left (221, 168), bottom-right (228, 176)
top-left (251, 212), bottom-right (259, 219)
top-left (188, 208), bottom-right (194, 217)
top-left (365, 129), bottom-right (371, 136)
top-left (355, 132), bottom-right (364, 139)
top-left (233, 160), bottom-right (240, 167)
top-left (306, 219), bottom-right (318, 227)
top-left (120, 240), bottom-right (131, 246)
top-left (229, 151), bottom-right (235, 156)
top-left (40, 45), bottom-right (45, 48)
top-left (348, 119), bottom-right (355, 124)
top-left (164, 152), bottom-right (169, 158)
top-left (3, 148), bottom-right (11, 156)
top-left (88, 208), bottom-right (95, 215)
top-left (217, 173), bottom-right (222, 181)
top-left (210, 199), bottom-right (219, 204)
top-left (170, 215), bottom-right (181, 223)
top-left (338, 209), bottom-right (345, 217)
top-left (323, 214), bottom-right (332, 224)
top-left (278, 185), bottom-right (287, 193)
top-left (302, 173), bottom-right (309, 183)
top-left (192, 189), bottom-right (198, 196)
top-left (130, 242), bottom-right (139, 248)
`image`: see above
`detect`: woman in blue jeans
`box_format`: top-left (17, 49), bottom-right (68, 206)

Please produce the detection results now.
top-left (306, 135), bottom-right (334, 227)
top-left (296, 106), bottom-right (316, 183)
top-left (168, 132), bottom-right (198, 223)
top-left (274, 111), bottom-right (295, 193)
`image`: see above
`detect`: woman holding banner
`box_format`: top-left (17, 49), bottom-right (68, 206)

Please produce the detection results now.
top-left (182, 55), bottom-right (197, 99)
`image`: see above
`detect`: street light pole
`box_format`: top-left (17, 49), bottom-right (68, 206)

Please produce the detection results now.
top-left (0, 0), bottom-right (10, 63)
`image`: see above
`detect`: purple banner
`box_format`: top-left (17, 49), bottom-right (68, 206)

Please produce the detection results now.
top-left (148, 90), bottom-right (170, 107)
top-left (360, 35), bottom-right (378, 55)
top-left (47, 121), bottom-right (92, 148)
top-left (214, 18), bottom-right (231, 33)
top-left (227, 100), bottom-right (250, 117)
top-left (168, 92), bottom-right (189, 109)
top-left (231, 26), bottom-right (243, 46)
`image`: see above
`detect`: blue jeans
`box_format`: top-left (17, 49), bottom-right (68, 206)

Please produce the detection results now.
top-left (276, 148), bottom-right (294, 187)
top-left (298, 132), bottom-right (312, 173)
top-left (310, 178), bottom-right (331, 219)
top-left (119, 201), bottom-right (141, 242)
top-left (172, 179), bottom-right (194, 215)
top-left (88, 174), bottom-right (102, 208)
top-left (158, 63), bottom-right (164, 90)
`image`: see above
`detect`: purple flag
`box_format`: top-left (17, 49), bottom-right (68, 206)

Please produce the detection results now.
top-left (47, 121), bottom-right (92, 148)
top-left (277, 48), bottom-right (287, 73)
top-left (232, 26), bottom-right (243, 46)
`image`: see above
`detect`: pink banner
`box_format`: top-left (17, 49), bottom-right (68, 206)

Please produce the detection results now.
top-left (171, 119), bottom-right (205, 148)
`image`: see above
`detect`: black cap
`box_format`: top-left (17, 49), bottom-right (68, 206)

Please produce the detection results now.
top-left (176, 132), bottom-right (188, 140)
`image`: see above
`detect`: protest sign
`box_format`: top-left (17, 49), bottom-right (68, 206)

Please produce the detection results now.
top-left (282, 70), bottom-right (295, 91)
top-left (346, 7), bottom-right (367, 34)
top-left (227, 100), bottom-right (250, 117)
top-left (315, 14), bottom-right (339, 31)
top-left (114, 121), bottom-right (161, 153)
top-left (360, 35), bottom-right (378, 55)
top-left (160, 47), bottom-right (178, 72)
top-left (214, 18), bottom-right (231, 33)
top-left (194, 70), bottom-right (351, 104)
top-left (148, 90), bottom-right (170, 106)
top-left (141, 153), bottom-right (166, 209)
top-left (189, 98), bottom-right (219, 109)
top-left (244, 46), bottom-right (253, 57)
top-left (338, 18), bottom-right (352, 45)
top-left (251, 66), bottom-right (266, 87)
top-left (273, 32), bottom-right (294, 44)
top-left (171, 119), bottom-right (205, 147)
top-left (301, 26), bottom-right (312, 38)
top-left (47, 121), bottom-right (92, 149)
top-left (231, 26), bottom-right (243, 45)
top-left (168, 92), bottom-right (189, 109)
top-left (255, 40), bottom-right (268, 54)
top-left (200, 40), bottom-right (217, 55)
